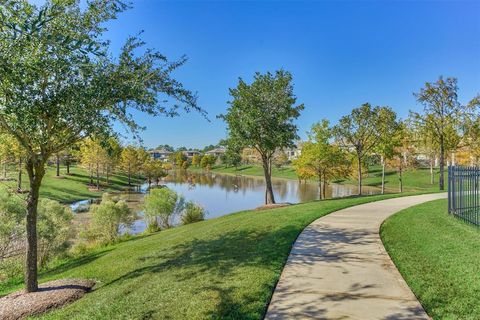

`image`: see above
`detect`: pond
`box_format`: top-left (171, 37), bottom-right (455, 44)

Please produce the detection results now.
top-left (71, 170), bottom-right (381, 234)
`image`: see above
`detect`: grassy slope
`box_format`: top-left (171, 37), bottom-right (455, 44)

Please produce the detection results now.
top-left (381, 199), bottom-right (480, 320)
top-left (190, 164), bottom-right (441, 192)
top-left (2, 194), bottom-right (405, 319)
top-left (1, 165), bottom-right (143, 203)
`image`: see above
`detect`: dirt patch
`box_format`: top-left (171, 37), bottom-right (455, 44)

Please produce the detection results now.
top-left (0, 279), bottom-right (95, 320)
top-left (255, 203), bottom-right (291, 211)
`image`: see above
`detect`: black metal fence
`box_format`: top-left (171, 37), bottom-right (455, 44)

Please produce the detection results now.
top-left (448, 166), bottom-right (480, 226)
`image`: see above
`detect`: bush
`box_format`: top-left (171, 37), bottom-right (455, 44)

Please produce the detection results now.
top-left (181, 202), bottom-right (206, 225)
top-left (84, 193), bottom-right (133, 244)
top-left (143, 188), bottom-right (185, 231)
top-left (0, 186), bottom-right (73, 279)
top-left (37, 199), bottom-right (73, 266)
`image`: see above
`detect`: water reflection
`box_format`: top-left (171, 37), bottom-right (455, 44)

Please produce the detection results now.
top-left (162, 171), bottom-right (380, 218)
top-left (71, 171), bottom-right (381, 235)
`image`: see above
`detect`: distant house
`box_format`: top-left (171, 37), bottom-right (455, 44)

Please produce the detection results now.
top-left (183, 150), bottom-right (201, 159)
top-left (206, 147), bottom-right (226, 157)
top-left (149, 149), bottom-right (172, 162)
top-left (283, 142), bottom-right (303, 161)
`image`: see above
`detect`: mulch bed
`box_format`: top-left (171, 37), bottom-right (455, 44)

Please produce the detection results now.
top-left (0, 279), bottom-right (95, 320)
top-left (255, 203), bottom-right (291, 211)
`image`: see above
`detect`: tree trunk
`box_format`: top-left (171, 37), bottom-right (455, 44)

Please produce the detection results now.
top-left (322, 175), bottom-right (327, 199)
top-left (439, 135), bottom-right (445, 191)
top-left (55, 154), bottom-right (60, 177)
top-left (430, 157), bottom-right (434, 185)
top-left (399, 166), bottom-right (403, 193)
top-left (96, 162), bottom-right (100, 190)
top-left (381, 156), bottom-right (385, 195)
top-left (66, 160), bottom-right (70, 175)
top-left (25, 158), bottom-right (46, 292)
top-left (317, 171), bottom-right (322, 200)
top-left (17, 158), bottom-right (22, 191)
top-left (357, 156), bottom-right (362, 196)
top-left (261, 156), bottom-right (275, 204)
top-left (128, 163), bottom-right (131, 186)
top-left (3, 162), bottom-right (7, 179)
top-left (106, 165), bottom-right (110, 185)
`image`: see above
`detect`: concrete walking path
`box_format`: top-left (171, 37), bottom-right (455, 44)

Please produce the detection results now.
top-left (265, 193), bottom-right (447, 320)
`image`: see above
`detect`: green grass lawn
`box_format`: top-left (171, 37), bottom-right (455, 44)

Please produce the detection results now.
top-left (381, 199), bottom-right (480, 319)
top-left (2, 193), bottom-right (406, 319)
top-left (191, 164), bottom-right (441, 192)
top-left (1, 165), bottom-right (144, 203)
top-left (336, 166), bottom-right (441, 192)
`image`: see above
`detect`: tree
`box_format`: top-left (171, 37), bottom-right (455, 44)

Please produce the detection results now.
top-left (120, 146), bottom-right (141, 187)
top-left (143, 188), bottom-right (185, 231)
top-left (175, 151), bottom-right (187, 168)
top-left (103, 137), bottom-right (122, 184)
top-left (0, 1), bottom-right (201, 291)
top-left (222, 141), bottom-right (242, 169)
top-left (86, 193), bottom-right (133, 244)
top-left (220, 70), bottom-right (304, 204)
top-left (411, 76), bottom-right (479, 190)
top-left (142, 158), bottom-right (166, 187)
top-left (156, 144), bottom-right (174, 152)
top-left (333, 103), bottom-right (389, 195)
top-left (200, 154), bottom-right (216, 171)
top-left (273, 152), bottom-right (289, 170)
top-left (191, 154), bottom-right (201, 167)
top-left (375, 108), bottom-right (401, 194)
top-left (0, 133), bottom-right (16, 180)
top-left (80, 138), bottom-right (108, 189)
top-left (294, 120), bottom-right (349, 199)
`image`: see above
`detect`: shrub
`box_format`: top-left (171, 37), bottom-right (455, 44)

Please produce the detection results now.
top-left (85, 193), bottom-right (133, 244)
top-left (37, 199), bottom-right (73, 266)
top-left (181, 202), bottom-right (206, 225)
top-left (143, 188), bottom-right (185, 231)
top-left (0, 186), bottom-right (73, 278)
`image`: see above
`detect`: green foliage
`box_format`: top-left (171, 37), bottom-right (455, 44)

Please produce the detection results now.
top-left (0, 187), bottom-right (72, 279)
top-left (220, 70), bottom-right (304, 203)
top-left (191, 154), bottom-right (201, 167)
top-left (410, 76), bottom-right (479, 189)
top-left (200, 154), bottom-right (216, 170)
top-left (0, 0), bottom-right (202, 289)
top-left (294, 120), bottom-right (349, 197)
top-left (0, 187), bottom-right (25, 261)
top-left (37, 199), bottom-right (73, 266)
top-left (84, 193), bottom-right (133, 244)
top-left (333, 104), bottom-right (397, 194)
top-left (181, 202), bottom-right (206, 225)
top-left (175, 152), bottom-right (187, 167)
top-left (143, 188), bottom-right (185, 230)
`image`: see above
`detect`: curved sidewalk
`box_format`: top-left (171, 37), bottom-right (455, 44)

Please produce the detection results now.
top-left (266, 193), bottom-right (446, 320)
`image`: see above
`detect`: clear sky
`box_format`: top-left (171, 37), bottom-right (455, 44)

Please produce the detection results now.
top-left (31, 0), bottom-right (480, 149)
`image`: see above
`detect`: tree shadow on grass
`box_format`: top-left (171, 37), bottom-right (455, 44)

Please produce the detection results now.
top-left (41, 249), bottom-right (114, 278)
top-left (101, 226), bottom-right (301, 318)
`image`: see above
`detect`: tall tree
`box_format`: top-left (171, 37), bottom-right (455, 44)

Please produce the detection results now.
top-left (120, 146), bottom-right (140, 187)
top-left (293, 120), bottom-right (348, 199)
top-left (375, 108), bottom-right (401, 194)
top-left (220, 70), bottom-right (304, 204)
top-left (0, 1), bottom-right (201, 291)
top-left (411, 76), bottom-right (479, 190)
top-left (333, 103), bottom-right (389, 195)
top-left (80, 138), bottom-right (108, 189)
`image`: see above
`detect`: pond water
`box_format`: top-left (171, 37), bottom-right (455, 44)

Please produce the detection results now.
top-left (71, 170), bottom-right (381, 234)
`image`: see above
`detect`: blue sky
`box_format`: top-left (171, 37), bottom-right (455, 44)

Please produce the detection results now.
top-left (31, 0), bottom-right (480, 149)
